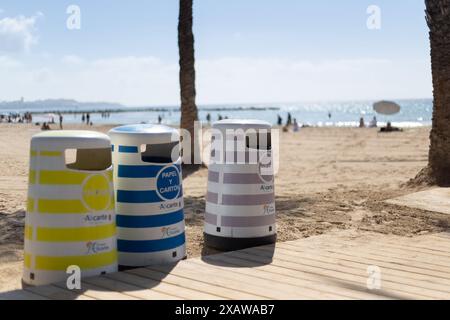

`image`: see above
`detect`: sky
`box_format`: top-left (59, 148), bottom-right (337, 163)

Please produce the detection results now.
top-left (0, 1), bottom-right (432, 106)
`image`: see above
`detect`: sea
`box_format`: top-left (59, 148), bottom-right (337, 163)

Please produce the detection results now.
top-left (1, 99), bottom-right (433, 128)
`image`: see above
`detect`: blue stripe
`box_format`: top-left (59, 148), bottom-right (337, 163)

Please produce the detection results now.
top-left (117, 190), bottom-right (161, 203)
top-left (118, 164), bottom-right (181, 178)
top-left (118, 146), bottom-right (139, 153)
top-left (116, 210), bottom-right (184, 228)
top-left (118, 233), bottom-right (186, 253)
top-left (118, 165), bottom-right (163, 178)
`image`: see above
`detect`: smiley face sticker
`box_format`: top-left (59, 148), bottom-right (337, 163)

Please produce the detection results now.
top-left (81, 174), bottom-right (112, 212)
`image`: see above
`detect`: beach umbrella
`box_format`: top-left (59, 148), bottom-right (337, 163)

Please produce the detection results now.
top-left (373, 101), bottom-right (401, 115)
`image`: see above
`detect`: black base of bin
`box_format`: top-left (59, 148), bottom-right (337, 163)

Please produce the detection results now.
top-left (204, 233), bottom-right (277, 251)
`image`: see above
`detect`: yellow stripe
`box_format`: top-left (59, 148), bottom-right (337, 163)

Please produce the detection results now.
top-left (24, 225), bottom-right (33, 240)
top-left (39, 151), bottom-right (62, 157)
top-left (24, 253), bottom-right (32, 269)
top-left (35, 251), bottom-right (117, 271)
top-left (34, 170), bottom-right (112, 185)
top-left (29, 170), bottom-right (36, 185)
top-left (39, 171), bottom-right (88, 185)
top-left (108, 199), bottom-right (115, 211)
top-left (38, 199), bottom-right (87, 214)
top-left (30, 151), bottom-right (62, 157)
top-left (36, 224), bottom-right (116, 242)
top-left (27, 198), bottom-right (35, 213)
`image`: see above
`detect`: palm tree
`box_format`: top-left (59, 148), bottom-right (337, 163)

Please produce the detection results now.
top-left (415, 0), bottom-right (450, 186)
top-left (178, 0), bottom-right (200, 168)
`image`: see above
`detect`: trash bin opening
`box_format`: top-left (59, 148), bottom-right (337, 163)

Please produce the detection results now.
top-left (65, 148), bottom-right (112, 171)
top-left (246, 131), bottom-right (272, 150)
top-left (141, 142), bottom-right (180, 164)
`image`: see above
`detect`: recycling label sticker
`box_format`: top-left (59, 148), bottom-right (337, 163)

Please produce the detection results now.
top-left (156, 165), bottom-right (181, 201)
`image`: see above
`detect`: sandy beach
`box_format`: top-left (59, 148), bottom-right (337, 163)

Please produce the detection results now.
top-left (1, 122), bottom-right (449, 292)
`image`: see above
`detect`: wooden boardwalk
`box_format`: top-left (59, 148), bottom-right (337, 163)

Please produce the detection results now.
top-left (2, 231), bottom-right (450, 300)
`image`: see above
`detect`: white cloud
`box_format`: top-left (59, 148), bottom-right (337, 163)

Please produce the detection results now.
top-left (196, 57), bottom-right (432, 103)
top-left (0, 55), bottom-right (22, 68)
top-left (0, 55), bottom-right (432, 105)
top-left (61, 55), bottom-right (85, 65)
top-left (0, 13), bottom-right (42, 53)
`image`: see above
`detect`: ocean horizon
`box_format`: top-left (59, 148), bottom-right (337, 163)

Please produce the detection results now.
top-left (1, 98), bottom-right (433, 128)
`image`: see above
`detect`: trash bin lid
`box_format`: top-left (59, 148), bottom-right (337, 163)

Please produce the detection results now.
top-left (109, 124), bottom-right (180, 144)
top-left (31, 130), bottom-right (111, 149)
top-left (212, 119), bottom-right (271, 130)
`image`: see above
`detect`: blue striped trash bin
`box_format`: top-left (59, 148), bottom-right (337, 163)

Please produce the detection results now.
top-left (204, 120), bottom-right (277, 251)
top-left (108, 124), bottom-right (186, 267)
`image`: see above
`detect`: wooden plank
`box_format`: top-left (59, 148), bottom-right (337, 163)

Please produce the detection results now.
top-left (198, 253), bottom-right (389, 300)
top-left (268, 246), bottom-right (450, 293)
top-left (388, 237), bottom-right (450, 254)
top-left (369, 239), bottom-right (450, 259)
top-left (187, 258), bottom-right (349, 300)
top-left (245, 247), bottom-right (448, 299)
top-left (0, 289), bottom-right (49, 300)
top-left (386, 188), bottom-right (450, 216)
top-left (104, 272), bottom-right (182, 300)
top-left (25, 284), bottom-right (95, 300)
top-left (308, 238), bottom-right (450, 273)
top-left (53, 281), bottom-right (138, 300)
top-left (288, 238), bottom-right (450, 272)
top-left (229, 249), bottom-right (429, 300)
top-left (147, 262), bottom-right (303, 300)
top-left (167, 258), bottom-right (350, 300)
top-left (278, 241), bottom-right (450, 278)
top-left (277, 242), bottom-right (450, 284)
top-left (109, 270), bottom-right (223, 300)
top-left (122, 267), bottom-right (263, 300)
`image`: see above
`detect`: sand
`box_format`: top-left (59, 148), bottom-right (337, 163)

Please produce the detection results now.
top-left (1, 122), bottom-right (449, 292)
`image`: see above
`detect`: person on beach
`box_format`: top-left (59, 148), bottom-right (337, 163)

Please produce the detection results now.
top-left (158, 115), bottom-right (162, 124)
top-left (206, 113), bottom-right (211, 123)
top-left (293, 119), bottom-right (300, 132)
top-left (218, 114), bottom-right (223, 121)
top-left (359, 117), bottom-right (365, 128)
top-left (277, 114), bottom-right (283, 126)
top-left (286, 113), bottom-right (292, 126)
top-left (86, 113), bottom-right (90, 125)
top-left (81, 113), bottom-right (85, 123)
top-left (369, 116), bottom-right (377, 128)
top-left (59, 114), bottom-right (63, 130)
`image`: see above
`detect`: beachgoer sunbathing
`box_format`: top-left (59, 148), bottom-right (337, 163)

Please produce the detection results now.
top-left (380, 121), bottom-right (402, 132)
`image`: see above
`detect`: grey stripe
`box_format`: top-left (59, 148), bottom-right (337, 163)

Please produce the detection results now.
top-left (223, 173), bottom-right (273, 184)
top-left (225, 151), bottom-right (259, 164)
top-left (206, 192), bottom-right (218, 204)
top-left (207, 172), bottom-right (274, 184)
top-left (206, 213), bottom-right (276, 227)
top-left (222, 193), bottom-right (274, 206)
top-left (208, 171), bottom-right (219, 183)
top-left (204, 212), bottom-right (218, 225)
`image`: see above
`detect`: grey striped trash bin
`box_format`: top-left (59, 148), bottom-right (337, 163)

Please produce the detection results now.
top-left (204, 119), bottom-right (276, 250)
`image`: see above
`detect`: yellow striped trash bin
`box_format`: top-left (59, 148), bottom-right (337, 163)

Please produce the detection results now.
top-left (204, 120), bottom-right (277, 251)
top-left (23, 131), bottom-right (117, 286)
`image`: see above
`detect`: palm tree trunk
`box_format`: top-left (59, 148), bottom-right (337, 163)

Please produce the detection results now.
top-left (178, 0), bottom-right (200, 168)
top-left (415, 1), bottom-right (450, 186)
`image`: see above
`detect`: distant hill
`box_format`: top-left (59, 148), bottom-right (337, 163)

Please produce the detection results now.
top-left (0, 99), bottom-right (125, 113)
